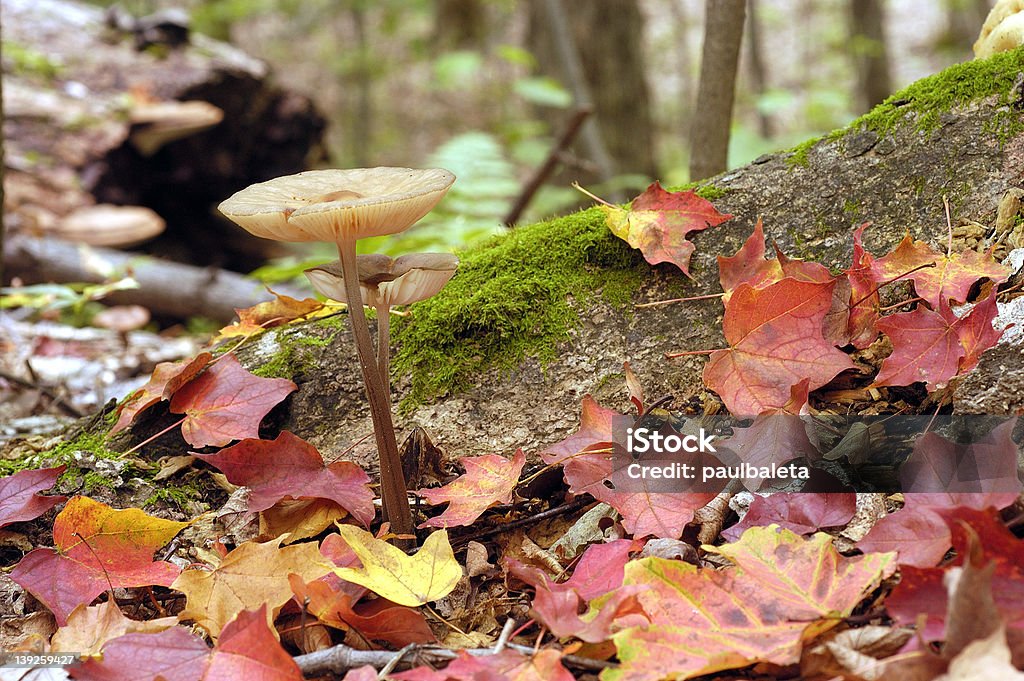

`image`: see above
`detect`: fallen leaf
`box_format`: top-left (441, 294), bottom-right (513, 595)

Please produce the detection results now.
top-left (722, 492), bottom-right (857, 542)
top-left (417, 450), bottom-right (525, 528)
top-left (195, 431), bottom-right (375, 527)
top-left (703, 278), bottom-right (855, 416)
top-left (392, 648), bottom-right (574, 681)
top-left (169, 354), bottom-right (297, 448)
top-left (329, 525), bottom-right (461, 607)
top-left (110, 352), bottom-right (212, 433)
top-left (717, 219), bottom-right (784, 302)
top-left (868, 234), bottom-right (1010, 307)
top-left (50, 600), bottom-right (177, 657)
top-left (172, 535), bottom-right (331, 638)
top-left (937, 626), bottom-right (1024, 681)
top-left (9, 496), bottom-right (186, 626)
top-left (715, 404), bottom-right (819, 490)
top-left (214, 289), bottom-right (324, 342)
top-left (845, 222), bottom-right (881, 348)
top-left (602, 182), bottom-right (731, 276)
top-left (0, 465), bottom-right (66, 528)
top-left (608, 526), bottom-right (896, 681)
top-left (260, 498), bottom-right (350, 542)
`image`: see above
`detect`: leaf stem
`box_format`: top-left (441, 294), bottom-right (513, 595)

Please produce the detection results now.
top-left (571, 181), bottom-right (615, 208)
top-left (124, 416), bottom-right (186, 454)
top-left (664, 349), bottom-right (718, 358)
top-left (635, 292), bottom-right (725, 308)
top-left (849, 261), bottom-right (936, 309)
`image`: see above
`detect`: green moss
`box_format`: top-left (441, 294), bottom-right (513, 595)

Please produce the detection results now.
top-left (144, 486), bottom-right (199, 510)
top-left (393, 207), bottom-right (644, 406)
top-left (673, 181), bottom-right (729, 202)
top-left (785, 137), bottom-right (822, 168)
top-left (252, 326), bottom-right (333, 379)
top-left (82, 471), bottom-right (115, 492)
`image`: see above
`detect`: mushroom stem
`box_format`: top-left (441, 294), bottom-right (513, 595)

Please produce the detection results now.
top-left (336, 238), bottom-right (413, 541)
top-left (376, 303), bottom-right (391, 395)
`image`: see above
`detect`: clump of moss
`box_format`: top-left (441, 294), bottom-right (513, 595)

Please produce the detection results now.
top-left (393, 207), bottom-right (644, 406)
top-left (251, 326), bottom-right (333, 379)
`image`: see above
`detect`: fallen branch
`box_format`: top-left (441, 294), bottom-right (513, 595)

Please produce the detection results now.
top-left (4, 235), bottom-right (310, 322)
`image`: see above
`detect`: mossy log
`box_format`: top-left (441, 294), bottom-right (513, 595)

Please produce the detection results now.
top-left (121, 51), bottom-right (1024, 474)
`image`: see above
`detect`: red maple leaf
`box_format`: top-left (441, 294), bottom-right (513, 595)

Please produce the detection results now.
top-left (0, 466), bottom-right (66, 528)
top-left (717, 219), bottom-right (784, 300)
top-left (857, 419), bottom-right (1021, 567)
top-left (722, 492), bottom-right (857, 542)
top-left (602, 182), bottom-right (731, 276)
top-left (393, 649), bottom-right (574, 681)
top-left (111, 352), bottom-right (213, 434)
top-left (196, 431), bottom-right (375, 527)
top-left (10, 496), bottom-right (187, 625)
top-left (874, 289), bottom-right (1004, 390)
top-left (703, 278), bottom-right (855, 416)
top-left (417, 450), bottom-right (525, 528)
top-left (169, 354), bottom-right (296, 448)
top-left (868, 233), bottom-right (1010, 307)
top-left (844, 222), bottom-right (881, 348)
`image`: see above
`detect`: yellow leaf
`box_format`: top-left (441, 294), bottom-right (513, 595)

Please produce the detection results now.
top-left (330, 525), bottom-right (461, 607)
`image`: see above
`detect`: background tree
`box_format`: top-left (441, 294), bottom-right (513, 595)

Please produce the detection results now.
top-left (689, 0), bottom-right (746, 181)
top-left (745, 0), bottom-right (774, 139)
top-left (849, 0), bottom-right (893, 112)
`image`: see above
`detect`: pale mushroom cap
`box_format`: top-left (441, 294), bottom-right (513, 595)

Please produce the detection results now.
top-left (974, 0), bottom-right (1024, 57)
top-left (304, 252), bottom-right (458, 307)
top-left (218, 168), bottom-right (456, 243)
top-left (57, 204), bottom-right (166, 247)
top-left (130, 100), bottom-right (224, 156)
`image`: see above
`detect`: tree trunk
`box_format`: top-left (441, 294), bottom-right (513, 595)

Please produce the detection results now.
top-left (745, 0), bottom-right (774, 139)
top-left (849, 0), bottom-right (893, 112)
top-left (433, 0), bottom-right (488, 50)
top-left (527, 0), bottom-right (656, 185)
top-left (689, 0), bottom-right (746, 181)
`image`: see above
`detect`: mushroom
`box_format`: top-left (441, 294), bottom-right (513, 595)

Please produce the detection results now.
top-left (974, 0), bottom-right (1024, 58)
top-left (218, 168), bottom-right (455, 539)
top-left (129, 100), bottom-right (223, 156)
top-left (56, 204), bottom-right (166, 247)
top-left (304, 252), bottom-right (459, 392)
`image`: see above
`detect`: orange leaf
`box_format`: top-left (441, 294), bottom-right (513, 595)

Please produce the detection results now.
top-left (110, 352), bottom-right (212, 433)
top-left (9, 496), bottom-right (187, 625)
top-left (169, 354), bottom-right (296, 448)
top-left (703, 278), bottom-right (854, 416)
top-left (215, 289), bottom-right (324, 341)
top-left (417, 450), bottom-right (525, 528)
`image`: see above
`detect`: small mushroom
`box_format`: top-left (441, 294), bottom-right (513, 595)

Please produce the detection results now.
top-left (305, 252), bottom-right (458, 391)
top-left (218, 168), bottom-right (455, 539)
top-left (130, 100), bottom-right (223, 156)
top-left (57, 204), bottom-right (166, 247)
top-left (974, 0), bottom-right (1024, 58)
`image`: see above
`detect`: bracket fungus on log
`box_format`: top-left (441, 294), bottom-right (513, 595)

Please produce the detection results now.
top-left (305, 252), bottom-right (459, 391)
top-left (218, 168), bottom-right (455, 541)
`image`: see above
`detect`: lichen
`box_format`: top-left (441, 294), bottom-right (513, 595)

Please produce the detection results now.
top-left (251, 325), bottom-right (334, 379)
top-left (393, 207), bottom-right (645, 407)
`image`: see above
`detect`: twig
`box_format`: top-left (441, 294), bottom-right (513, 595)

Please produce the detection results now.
top-left (0, 367), bottom-right (85, 417)
top-left (504, 108), bottom-right (591, 226)
top-left (494, 618), bottom-right (516, 653)
top-left (450, 498), bottom-right (590, 547)
top-left (293, 641), bottom-right (614, 677)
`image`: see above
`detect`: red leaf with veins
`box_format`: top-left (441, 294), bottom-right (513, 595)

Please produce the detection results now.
top-left (703, 278), bottom-right (855, 416)
top-left (111, 352), bottom-right (212, 434)
top-left (955, 289), bottom-right (1004, 372)
top-left (722, 493), bottom-right (857, 542)
top-left (874, 303), bottom-right (965, 390)
top-left (845, 222), bottom-right (880, 348)
top-left (718, 219), bottom-right (784, 301)
top-left (0, 465), bottom-right (66, 528)
top-left (416, 450), bottom-right (525, 528)
top-left (540, 395), bottom-right (617, 467)
top-left (195, 431), bottom-right (375, 527)
top-left (858, 420), bottom-right (1021, 566)
top-left (603, 182), bottom-right (731, 276)
top-left (868, 233), bottom-right (1009, 307)
top-left (393, 648), bottom-right (574, 681)
top-left (169, 354), bottom-right (296, 448)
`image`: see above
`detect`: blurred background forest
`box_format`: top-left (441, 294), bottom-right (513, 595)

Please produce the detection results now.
top-left (42, 0), bottom-right (992, 261)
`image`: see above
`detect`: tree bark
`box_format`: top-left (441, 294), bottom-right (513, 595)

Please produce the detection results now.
top-left (849, 0), bottom-right (893, 112)
top-left (745, 0), bottom-right (774, 139)
top-left (689, 0), bottom-right (746, 181)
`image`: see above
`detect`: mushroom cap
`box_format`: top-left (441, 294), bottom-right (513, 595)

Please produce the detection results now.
top-left (218, 168), bottom-right (456, 243)
top-left (56, 204), bottom-right (166, 247)
top-left (975, 9), bottom-right (1024, 58)
top-left (305, 252), bottom-right (458, 307)
top-left (129, 100), bottom-right (224, 156)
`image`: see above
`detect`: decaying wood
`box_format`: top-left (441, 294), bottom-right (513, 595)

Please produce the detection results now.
top-left (4, 234), bottom-right (309, 321)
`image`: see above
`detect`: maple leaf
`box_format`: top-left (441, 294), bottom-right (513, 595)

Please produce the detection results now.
top-left (74, 605), bottom-right (303, 681)
top-left (868, 233), bottom-right (1010, 307)
top-left (51, 600), bottom-right (177, 658)
top-left (169, 354), bottom-right (296, 448)
top-left (600, 182), bottom-right (731, 276)
top-left (195, 431), bottom-right (375, 527)
top-left (722, 492), bottom-right (857, 542)
top-left (260, 497), bottom-right (352, 542)
top-left (844, 222), bottom-right (881, 348)
top-left (541, 397), bottom-right (719, 538)
top-left (608, 527), bottom-right (896, 681)
top-left (290, 575), bottom-right (435, 647)
top-left (953, 288), bottom-right (1004, 372)
top-left (392, 649), bottom-right (574, 681)
top-left (506, 539), bottom-right (645, 642)
top-left (172, 535), bottom-right (331, 638)
top-left (857, 419), bottom-right (1021, 566)
top-left (417, 450), bottom-right (525, 528)
top-left (110, 352), bottom-right (212, 434)
top-left (214, 289), bottom-right (324, 342)
top-left (0, 465), bottom-right (66, 528)
top-left (717, 219), bottom-right (784, 302)
top-left (886, 508), bottom-right (1024, 653)
top-left (703, 278), bottom-right (855, 416)
top-left (329, 525), bottom-right (462, 607)
top-left (9, 496), bottom-right (186, 626)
